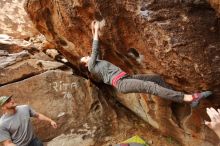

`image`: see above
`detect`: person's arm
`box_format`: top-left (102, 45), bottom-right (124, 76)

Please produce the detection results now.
top-left (88, 21), bottom-right (100, 71)
top-left (34, 113), bottom-right (57, 129)
top-left (205, 107), bottom-right (220, 138)
top-left (3, 140), bottom-right (16, 146)
top-left (28, 105), bottom-right (57, 129)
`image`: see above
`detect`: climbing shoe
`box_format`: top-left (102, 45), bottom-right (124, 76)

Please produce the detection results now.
top-left (191, 91), bottom-right (212, 108)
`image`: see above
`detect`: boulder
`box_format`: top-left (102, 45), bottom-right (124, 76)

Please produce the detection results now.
top-left (24, 0), bottom-right (220, 145)
top-left (115, 93), bottom-right (217, 146)
top-left (208, 0), bottom-right (220, 16)
top-left (0, 34), bottom-right (184, 145)
top-left (0, 0), bottom-right (38, 38)
top-left (0, 35), bottom-right (67, 85)
top-left (0, 50), bottom-right (30, 69)
top-left (0, 70), bottom-right (115, 140)
top-left (0, 69), bottom-right (180, 146)
top-left (0, 58), bottom-right (66, 85)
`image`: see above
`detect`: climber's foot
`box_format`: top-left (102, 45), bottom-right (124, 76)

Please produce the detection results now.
top-left (191, 91), bottom-right (212, 108)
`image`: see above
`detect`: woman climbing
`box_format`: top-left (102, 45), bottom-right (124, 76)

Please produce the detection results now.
top-left (80, 20), bottom-right (212, 107)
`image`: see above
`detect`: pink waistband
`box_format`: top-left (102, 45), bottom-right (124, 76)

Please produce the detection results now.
top-left (112, 72), bottom-right (127, 87)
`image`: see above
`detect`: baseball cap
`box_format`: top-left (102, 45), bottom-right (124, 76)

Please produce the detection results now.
top-left (0, 95), bottom-right (12, 106)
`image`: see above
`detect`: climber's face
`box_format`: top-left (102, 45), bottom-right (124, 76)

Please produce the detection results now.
top-left (80, 56), bottom-right (90, 66)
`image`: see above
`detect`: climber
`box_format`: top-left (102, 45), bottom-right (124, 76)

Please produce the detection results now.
top-left (0, 95), bottom-right (57, 146)
top-left (205, 107), bottom-right (220, 139)
top-left (80, 20), bottom-right (212, 107)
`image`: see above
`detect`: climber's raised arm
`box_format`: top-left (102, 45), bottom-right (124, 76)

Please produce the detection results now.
top-left (88, 21), bottom-right (100, 71)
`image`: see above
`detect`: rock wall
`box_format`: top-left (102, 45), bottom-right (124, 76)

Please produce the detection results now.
top-left (209, 0), bottom-right (220, 15)
top-left (0, 39), bottom-right (113, 140)
top-left (24, 0), bottom-right (220, 145)
top-left (0, 38), bottom-right (181, 146)
top-left (24, 0), bottom-right (220, 96)
top-left (0, 0), bottom-right (38, 38)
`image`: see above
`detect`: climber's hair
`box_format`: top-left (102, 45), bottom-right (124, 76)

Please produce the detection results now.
top-left (78, 61), bottom-right (92, 79)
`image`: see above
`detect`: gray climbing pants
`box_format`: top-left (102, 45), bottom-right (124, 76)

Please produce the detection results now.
top-left (116, 74), bottom-right (184, 102)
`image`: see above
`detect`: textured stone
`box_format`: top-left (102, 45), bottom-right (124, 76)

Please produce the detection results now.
top-left (0, 69), bottom-right (179, 146)
top-left (0, 59), bottom-right (66, 85)
top-left (115, 92), bottom-right (216, 146)
top-left (24, 0), bottom-right (220, 95)
top-left (24, 0), bottom-right (220, 145)
top-left (46, 133), bottom-right (95, 146)
top-left (0, 70), bottom-right (115, 140)
top-left (208, 0), bottom-right (220, 15)
top-left (0, 50), bottom-right (30, 69)
top-left (0, 0), bottom-right (38, 38)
